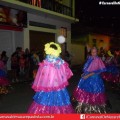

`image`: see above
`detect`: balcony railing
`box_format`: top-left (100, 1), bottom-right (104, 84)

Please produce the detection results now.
top-left (18, 0), bottom-right (73, 17)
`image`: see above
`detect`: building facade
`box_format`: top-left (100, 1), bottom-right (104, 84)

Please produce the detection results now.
top-left (0, 0), bottom-right (78, 69)
top-left (71, 33), bottom-right (110, 65)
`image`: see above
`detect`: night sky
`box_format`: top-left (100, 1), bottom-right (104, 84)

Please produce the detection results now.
top-left (72, 0), bottom-right (120, 36)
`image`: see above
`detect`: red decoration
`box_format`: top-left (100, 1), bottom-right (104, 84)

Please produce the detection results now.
top-left (0, 25), bottom-right (23, 31)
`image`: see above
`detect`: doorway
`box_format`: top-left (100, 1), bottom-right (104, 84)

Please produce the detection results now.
top-left (29, 30), bottom-right (55, 61)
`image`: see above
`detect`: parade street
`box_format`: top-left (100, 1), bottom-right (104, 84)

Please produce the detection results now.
top-left (0, 66), bottom-right (120, 113)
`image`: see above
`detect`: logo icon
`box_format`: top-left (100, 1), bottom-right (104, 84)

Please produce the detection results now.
top-left (80, 114), bottom-right (85, 119)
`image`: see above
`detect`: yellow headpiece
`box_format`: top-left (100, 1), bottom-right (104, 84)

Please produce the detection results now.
top-left (107, 50), bottom-right (114, 57)
top-left (44, 42), bottom-right (61, 57)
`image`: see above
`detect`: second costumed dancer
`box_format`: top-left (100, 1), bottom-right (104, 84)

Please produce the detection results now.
top-left (102, 50), bottom-right (120, 83)
top-left (28, 42), bottom-right (74, 113)
top-left (73, 47), bottom-right (107, 113)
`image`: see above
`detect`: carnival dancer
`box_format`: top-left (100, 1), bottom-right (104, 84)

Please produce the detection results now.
top-left (73, 47), bottom-right (107, 113)
top-left (28, 42), bottom-right (74, 114)
top-left (0, 59), bottom-right (10, 94)
top-left (102, 50), bottom-right (120, 83)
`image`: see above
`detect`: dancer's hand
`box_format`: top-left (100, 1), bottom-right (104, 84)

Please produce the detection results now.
top-left (83, 75), bottom-right (89, 79)
top-left (83, 72), bottom-right (94, 79)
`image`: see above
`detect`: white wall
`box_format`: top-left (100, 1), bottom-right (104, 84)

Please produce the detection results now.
top-left (0, 30), bottom-right (14, 70)
top-left (28, 13), bottom-right (71, 28)
top-left (71, 44), bottom-right (85, 65)
top-left (26, 13), bottom-right (71, 51)
top-left (0, 30), bottom-right (24, 70)
top-left (14, 31), bottom-right (24, 49)
top-left (89, 34), bottom-right (110, 50)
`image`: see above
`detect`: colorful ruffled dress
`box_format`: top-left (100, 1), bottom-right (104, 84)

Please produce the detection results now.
top-left (73, 56), bottom-right (106, 113)
top-left (102, 56), bottom-right (120, 83)
top-left (28, 55), bottom-right (74, 114)
top-left (0, 60), bottom-right (9, 94)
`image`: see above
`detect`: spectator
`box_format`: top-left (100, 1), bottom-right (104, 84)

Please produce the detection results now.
top-left (64, 50), bottom-right (72, 66)
top-left (11, 53), bottom-right (19, 83)
top-left (19, 54), bottom-right (25, 75)
top-left (25, 48), bottom-right (31, 80)
top-left (1, 51), bottom-right (9, 71)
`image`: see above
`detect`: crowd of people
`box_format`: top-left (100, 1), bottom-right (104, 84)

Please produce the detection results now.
top-left (0, 47), bottom-right (42, 94)
top-left (10, 47), bottom-right (41, 83)
top-left (99, 47), bottom-right (120, 88)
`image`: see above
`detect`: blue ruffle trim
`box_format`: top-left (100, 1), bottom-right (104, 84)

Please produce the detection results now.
top-left (106, 65), bottom-right (120, 74)
top-left (0, 69), bottom-right (6, 77)
top-left (33, 88), bottom-right (71, 106)
top-left (78, 74), bottom-right (105, 93)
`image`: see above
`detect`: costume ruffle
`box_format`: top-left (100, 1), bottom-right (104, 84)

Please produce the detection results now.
top-left (28, 101), bottom-right (74, 114)
top-left (28, 88), bottom-right (74, 113)
top-left (33, 88), bottom-right (71, 106)
top-left (32, 82), bottom-right (68, 92)
top-left (106, 65), bottom-right (120, 74)
top-left (0, 77), bottom-right (9, 86)
top-left (73, 75), bottom-right (106, 105)
top-left (74, 88), bottom-right (106, 105)
top-left (84, 56), bottom-right (106, 73)
top-left (32, 60), bottom-right (73, 92)
top-left (0, 61), bottom-right (5, 69)
top-left (102, 73), bottom-right (120, 83)
top-left (102, 65), bottom-right (120, 83)
top-left (77, 75), bottom-right (105, 92)
top-left (75, 102), bottom-right (106, 113)
top-left (0, 70), bottom-right (6, 77)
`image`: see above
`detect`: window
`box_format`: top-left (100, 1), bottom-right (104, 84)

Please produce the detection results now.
top-left (60, 27), bottom-right (67, 38)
